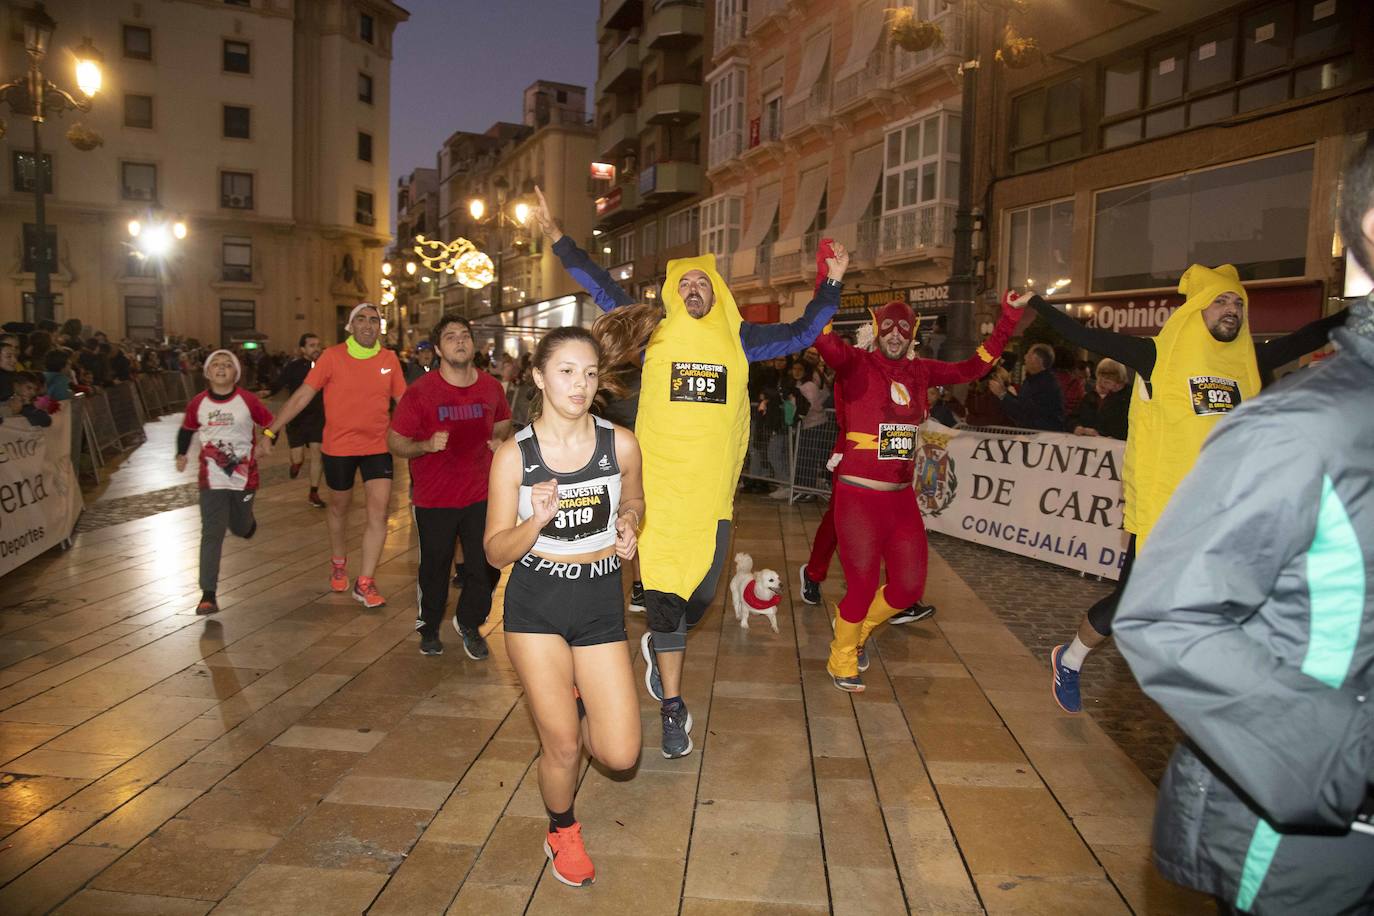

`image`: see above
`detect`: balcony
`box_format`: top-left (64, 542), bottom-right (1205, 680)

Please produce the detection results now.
top-left (599, 0), bottom-right (642, 32)
top-left (855, 217), bottom-right (880, 263)
top-left (597, 39), bottom-right (641, 98)
top-left (746, 0), bottom-right (787, 34)
top-left (597, 111), bottom-right (640, 161)
top-left (879, 204), bottom-right (956, 261)
top-left (594, 181), bottom-right (644, 229)
top-left (770, 249), bottom-right (803, 283)
top-left (783, 83), bottom-right (830, 138)
top-left (713, 11), bottom-right (746, 58)
top-left (643, 0), bottom-right (704, 50)
top-left (640, 82), bottom-right (703, 125)
top-left (708, 128), bottom-right (745, 171)
top-left (833, 50), bottom-right (890, 113)
top-left (638, 161), bottom-right (703, 202)
top-left (891, 8), bottom-right (965, 88)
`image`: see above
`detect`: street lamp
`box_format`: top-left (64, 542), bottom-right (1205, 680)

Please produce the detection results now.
top-left (466, 176), bottom-right (531, 313)
top-left (127, 216), bottom-right (189, 260)
top-left (0, 3), bottom-right (104, 324)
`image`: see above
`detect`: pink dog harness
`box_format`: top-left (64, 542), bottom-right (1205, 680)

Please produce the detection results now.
top-left (743, 581), bottom-right (781, 611)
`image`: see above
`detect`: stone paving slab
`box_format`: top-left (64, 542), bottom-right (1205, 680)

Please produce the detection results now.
top-left (0, 423), bottom-right (1210, 913)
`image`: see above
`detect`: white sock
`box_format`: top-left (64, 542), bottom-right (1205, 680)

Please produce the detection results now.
top-left (1060, 636), bottom-right (1091, 671)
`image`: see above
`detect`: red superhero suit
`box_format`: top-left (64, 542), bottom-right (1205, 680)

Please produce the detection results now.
top-left (815, 293), bottom-right (1023, 687)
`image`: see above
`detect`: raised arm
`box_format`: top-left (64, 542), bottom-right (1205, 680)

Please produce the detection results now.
top-left (739, 244), bottom-right (849, 361)
top-left (533, 185), bottom-right (634, 313)
top-left (925, 291), bottom-right (1029, 387)
top-left (1028, 295), bottom-right (1156, 378)
top-left (1255, 306), bottom-right (1348, 379)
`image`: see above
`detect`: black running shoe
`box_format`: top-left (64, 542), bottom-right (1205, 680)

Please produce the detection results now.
top-left (799, 566), bottom-right (821, 606)
top-left (455, 621), bottom-right (489, 660)
top-left (419, 636), bottom-right (444, 656)
top-left (629, 580), bottom-right (646, 613)
top-left (889, 602), bottom-right (936, 625)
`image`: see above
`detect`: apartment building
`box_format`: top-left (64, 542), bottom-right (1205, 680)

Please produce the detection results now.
top-left (0, 0), bottom-right (407, 347)
top-left (704, 0), bottom-right (966, 326)
top-left (386, 165), bottom-right (439, 342)
top-left (592, 0), bottom-right (710, 303)
top-left (433, 81), bottom-right (599, 359)
top-left (981, 0), bottom-right (1373, 339)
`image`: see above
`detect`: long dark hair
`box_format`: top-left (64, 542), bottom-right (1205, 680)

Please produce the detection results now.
top-left (528, 326), bottom-right (602, 421)
top-left (591, 303), bottom-right (661, 403)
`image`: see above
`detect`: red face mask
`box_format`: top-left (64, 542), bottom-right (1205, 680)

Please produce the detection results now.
top-left (874, 301), bottom-right (916, 341)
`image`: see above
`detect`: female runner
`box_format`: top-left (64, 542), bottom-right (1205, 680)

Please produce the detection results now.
top-left (484, 326), bottom-right (644, 888)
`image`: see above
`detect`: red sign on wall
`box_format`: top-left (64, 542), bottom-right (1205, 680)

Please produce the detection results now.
top-left (749, 117), bottom-right (761, 149)
top-left (1060, 282), bottom-right (1326, 336)
top-left (595, 187), bottom-right (622, 217)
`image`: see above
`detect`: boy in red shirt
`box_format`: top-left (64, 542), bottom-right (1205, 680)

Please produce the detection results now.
top-left (177, 349), bottom-right (274, 615)
top-left (389, 314), bottom-right (512, 657)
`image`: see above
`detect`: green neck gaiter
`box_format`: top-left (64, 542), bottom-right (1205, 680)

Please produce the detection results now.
top-left (346, 336), bottom-right (381, 359)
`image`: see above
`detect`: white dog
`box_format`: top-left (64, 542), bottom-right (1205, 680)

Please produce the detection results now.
top-left (729, 553), bottom-right (782, 633)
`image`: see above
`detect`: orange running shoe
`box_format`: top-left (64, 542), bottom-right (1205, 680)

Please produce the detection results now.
top-left (351, 575), bottom-right (386, 609)
top-left (544, 822), bottom-right (595, 887)
top-left (329, 558), bottom-right (348, 592)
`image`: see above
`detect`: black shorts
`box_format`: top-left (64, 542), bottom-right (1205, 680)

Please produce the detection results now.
top-left (321, 452), bottom-right (393, 491)
top-left (503, 553), bottom-right (626, 647)
top-left (285, 420), bottom-right (323, 449)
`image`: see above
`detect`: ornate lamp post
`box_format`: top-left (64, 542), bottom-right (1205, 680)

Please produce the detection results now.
top-left (467, 177), bottom-right (531, 313)
top-left (0, 3), bottom-right (104, 324)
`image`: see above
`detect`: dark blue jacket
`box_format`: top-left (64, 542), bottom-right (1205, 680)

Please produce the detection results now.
top-left (553, 237), bottom-right (838, 362)
top-left (999, 370), bottom-right (1066, 431)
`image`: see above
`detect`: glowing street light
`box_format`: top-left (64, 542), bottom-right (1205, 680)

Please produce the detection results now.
top-left (468, 198), bottom-right (486, 221)
top-left (382, 261), bottom-right (393, 276)
top-left (405, 261), bottom-right (417, 276)
top-left (513, 202), bottom-right (530, 225)
top-left (73, 37), bottom-right (104, 97)
top-left (127, 219), bottom-right (142, 238)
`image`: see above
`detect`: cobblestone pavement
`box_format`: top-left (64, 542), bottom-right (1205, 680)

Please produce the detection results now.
top-left (930, 532), bottom-right (1182, 784)
top-left (74, 463), bottom-right (298, 534)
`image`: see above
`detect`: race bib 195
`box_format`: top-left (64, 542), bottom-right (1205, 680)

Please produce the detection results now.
top-left (669, 362), bottom-right (727, 404)
top-left (1188, 376), bottom-right (1242, 416)
top-left (877, 423), bottom-right (918, 460)
top-left (542, 484), bottom-right (612, 542)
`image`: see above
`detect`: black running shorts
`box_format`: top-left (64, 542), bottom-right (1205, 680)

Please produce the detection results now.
top-left (503, 553), bottom-right (626, 647)
top-left (321, 452), bottom-right (393, 491)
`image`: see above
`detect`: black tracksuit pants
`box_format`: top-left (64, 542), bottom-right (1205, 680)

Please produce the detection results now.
top-left (414, 502), bottom-right (500, 639)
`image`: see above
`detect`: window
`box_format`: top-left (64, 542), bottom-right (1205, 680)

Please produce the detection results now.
top-left (222, 236), bottom-right (253, 282)
top-left (124, 94), bottom-right (154, 129)
top-left (122, 162), bottom-right (158, 202)
top-left (355, 190), bottom-right (375, 226)
top-left (22, 224), bottom-right (57, 274)
top-left (700, 195), bottom-right (742, 255)
top-left (358, 131), bottom-right (373, 163)
top-left (223, 105), bottom-right (251, 139)
top-left (125, 296), bottom-right (163, 341)
top-left (1092, 148), bottom-right (1313, 292)
top-left (1005, 199), bottom-right (1075, 297)
top-left (609, 231), bottom-right (634, 265)
top-left (708, 66), bottom-right (747, 169)
top-left (358, 72), bottom-right (374, 104)
top-left (12, 151), bottom-right (53, 193)
top-left (20, 292), bottom-right (64, 324)
top-left (220, 300), bottom-right (255, 347)
top-left (641, 220), bottom-right (658, 256)
top-left (881, 110), bottom-right (960, 252)
top-left (223, 40), bottom-right (251, 74)
top-left (360, 12), bottom-right (375, 44)
top-left (1099, 0), bottom-right (1355, 151)
top-left (1009, 76), bottom-right (1082, 172)
top-left (761, 91), bottom-right (783, 143)
top-left (666, 206), bottom-right (700, 248)
top-left (123, 25), bottom-right (152, 60)
top-left (221, 171), bottom-right (254, 209)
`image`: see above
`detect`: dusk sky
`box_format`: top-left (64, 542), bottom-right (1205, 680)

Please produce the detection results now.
top-left (388, 0), bottom-right (600, 225)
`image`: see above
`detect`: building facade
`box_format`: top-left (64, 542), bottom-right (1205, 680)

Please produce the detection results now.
top-left (432, 81), bottom-right (599, 360)
top-left (701, 0), bottom-right (966, 329)
top-left (592, 0), bottom-right (710, 304)
top-left (0, 0), bottom-right (406, 348)
top-left (387, 165), bottom-right (439, 343)
top-left (980, 0), bottom-right (1373, 340)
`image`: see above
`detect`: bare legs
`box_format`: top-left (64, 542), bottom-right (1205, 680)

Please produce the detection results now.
top-left (326, 476), bottom-right (393, 577)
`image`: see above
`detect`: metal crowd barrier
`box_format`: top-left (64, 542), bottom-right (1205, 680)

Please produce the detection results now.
top-left (67, 372), bottom-right (197, 485)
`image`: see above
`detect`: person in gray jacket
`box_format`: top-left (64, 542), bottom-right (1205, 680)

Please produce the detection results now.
top-left (1114, 142), bottom-right (1374, 916)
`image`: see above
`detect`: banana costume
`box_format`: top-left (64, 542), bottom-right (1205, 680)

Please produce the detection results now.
top-left (1123, 264), bottom-right (1260, 547)
top-left (637, 254), bottom-right (750, 598)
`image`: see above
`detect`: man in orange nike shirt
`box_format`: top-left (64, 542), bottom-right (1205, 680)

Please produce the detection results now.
top-left (268, 303), bottom-right (406, 607)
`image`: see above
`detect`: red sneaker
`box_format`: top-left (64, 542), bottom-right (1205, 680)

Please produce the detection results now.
top-left (329, 558), bottom-right (348, 592)
top-left (308, 491), bottom-right (326, 509)
top-left (351, 576), bottom-right (386, 608)
top-left (544, 822), bottom-right (594, 887)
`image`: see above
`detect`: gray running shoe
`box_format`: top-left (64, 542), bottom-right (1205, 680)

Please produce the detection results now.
top-left (456, 623), bottom-right (489, 661)
top-left (640, 631), bottom-right (664, 701)
top-left (831, 673), bottom-right (865, 693)
top-left (660, 702), bottom-right (693, 759)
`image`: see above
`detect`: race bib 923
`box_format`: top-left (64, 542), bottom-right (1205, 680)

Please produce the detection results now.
top-left (877, 423), bottom-right (918, 460)
top-left (669, 362), bottom-right (728, 404)
top-left (1188, 376), bottom-right (1242, 416)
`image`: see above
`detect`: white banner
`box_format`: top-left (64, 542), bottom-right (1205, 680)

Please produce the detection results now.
top-left (1, 410), bottom-right (83, 577)
top-left (916, 421), bottom-right (1131, 580)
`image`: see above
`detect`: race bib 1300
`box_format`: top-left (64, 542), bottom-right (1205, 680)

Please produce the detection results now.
top-left (877, 423), bottom-right (918, 460)
top-left (669, 362), bottom-right (727, 404)
top-left (1188, 376), bottom-right (1242, 416)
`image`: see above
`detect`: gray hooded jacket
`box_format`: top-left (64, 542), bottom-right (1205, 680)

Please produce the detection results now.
top-left (1115, 297), bottom-right (1374, 915)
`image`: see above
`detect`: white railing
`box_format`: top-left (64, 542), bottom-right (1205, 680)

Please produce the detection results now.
top-left (891, 8), bottom-right (964, 83)
top-left (771, 249), bottom-right (802, 278)
top-left (746, 0), bottom-right (787, 33)
top-left (783, 83), bottom-right (831, 137)
top-left (713, 11), bottom-right (747, 55)
top-left (856, 217), bottom-right (880, 262)
top-left (709, 129), bottom-right (745, 170)
top-left (880, 204), bottom-right (956, 256)
top-left (833, 50), bottom-right (889, 110)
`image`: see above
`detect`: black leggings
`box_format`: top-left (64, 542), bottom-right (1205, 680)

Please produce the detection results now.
top-left (1087, 533), bottom-right (1137, 638)
top-left (643, 520), bottom-right (731, 652)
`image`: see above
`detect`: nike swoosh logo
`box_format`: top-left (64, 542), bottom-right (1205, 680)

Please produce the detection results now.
top-left (380, 368), bottom-right (392, 375)
top-left (524, 465), bottom-right (539, 473)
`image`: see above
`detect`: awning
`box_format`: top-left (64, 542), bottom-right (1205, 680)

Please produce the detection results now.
top-left (828, 144), bottom-right (884, 229)
top-left (738, 184), bottom-right (781, 251)
top-left (780, 167), bottom-right (829, 242)
top-left (786, 31), bottom-right (831, 105)
top-left (835, 1), bottom-right (885, 80)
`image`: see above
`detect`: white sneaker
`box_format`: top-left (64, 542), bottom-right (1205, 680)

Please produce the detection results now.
top-left (768, 486), bottom-right (790, 499)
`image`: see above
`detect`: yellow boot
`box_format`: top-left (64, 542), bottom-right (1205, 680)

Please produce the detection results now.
top-left (827, 605), bottom-right (866, 692)
top-left (858, 586), bottom-right (904, 646)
